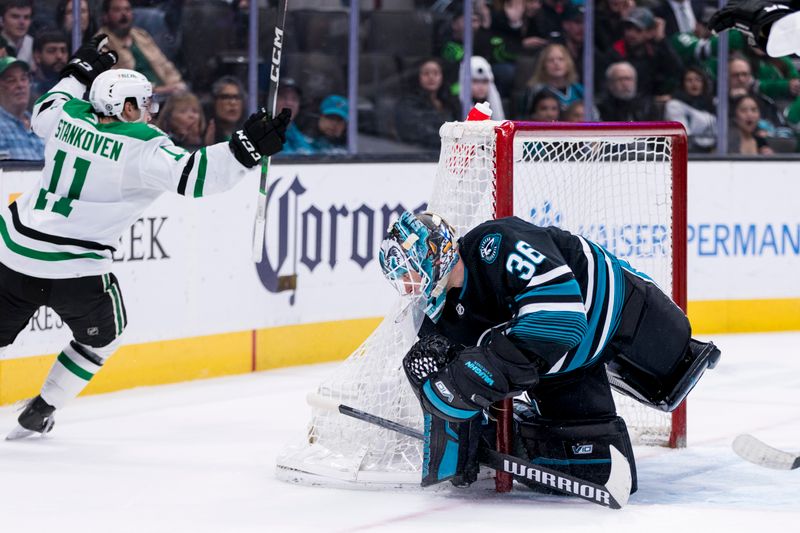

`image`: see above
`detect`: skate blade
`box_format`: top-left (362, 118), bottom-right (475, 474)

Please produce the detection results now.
top-left (6, 425), bottom-right (37, 441)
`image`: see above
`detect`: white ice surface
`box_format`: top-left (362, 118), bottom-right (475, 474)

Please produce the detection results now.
top-left (1, 332), bottom-right (798, 532)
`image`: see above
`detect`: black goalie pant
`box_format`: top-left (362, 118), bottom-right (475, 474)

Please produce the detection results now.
top-left (0, 261), bottom-right (127, 349)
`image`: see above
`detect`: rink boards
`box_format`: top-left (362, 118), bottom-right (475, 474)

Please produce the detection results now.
top-left (0, 159), bottom-right (798, 404)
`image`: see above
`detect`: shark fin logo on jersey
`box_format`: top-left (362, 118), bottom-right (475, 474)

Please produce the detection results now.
top-left (479, 233), bottom-right (501, 264)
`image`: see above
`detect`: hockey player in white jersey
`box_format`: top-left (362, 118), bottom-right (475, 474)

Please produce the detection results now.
top-left (709, 0), bottom-right (800, 57)
top-left (1, 35), bottom-right (290, 440)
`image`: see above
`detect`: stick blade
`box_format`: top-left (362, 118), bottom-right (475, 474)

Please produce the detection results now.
top-left (733, 434), bottom-right (800, 470)
top-left (251, 216), bottom-right (266, 262)
top-left (605, 445), bottom-right (632, 509)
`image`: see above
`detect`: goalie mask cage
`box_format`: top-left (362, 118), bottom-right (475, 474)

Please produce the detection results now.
top-left (276, 121), bottom-right (688, 491)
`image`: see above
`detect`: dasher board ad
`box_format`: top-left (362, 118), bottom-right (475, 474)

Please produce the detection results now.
top-left (1, 158), bottom-right (798, 359)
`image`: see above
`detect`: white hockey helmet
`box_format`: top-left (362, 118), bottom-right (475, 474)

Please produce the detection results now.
top-left (89, 69), bottom-right (155, 123)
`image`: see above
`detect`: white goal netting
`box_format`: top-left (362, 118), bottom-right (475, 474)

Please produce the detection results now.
top-left (276, 120), bottom-right (685, 487)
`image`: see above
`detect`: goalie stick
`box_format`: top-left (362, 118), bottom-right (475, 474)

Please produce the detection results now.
top-left (732, 434), bottom-right (800, 471)
top-left (307, 393), bottom-right (631, 509)
top-left (251, 0), bottom-right (289, 262)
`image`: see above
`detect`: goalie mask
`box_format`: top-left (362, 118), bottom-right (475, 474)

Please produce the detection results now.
top-left (379, 211), bottom-right (459, 322)
top-left (89, 69), bottom-right (157, 123)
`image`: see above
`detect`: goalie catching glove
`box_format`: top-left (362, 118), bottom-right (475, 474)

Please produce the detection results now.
top-left (709, 0), bottom-right (793, 49)
top-left (229, 108), bottom-right (291, 168)
top-left (403, 330), bottom-right (540, 423)
top-left (403, 331), bottom-right (540, 487)
top-left (60, 34), bottom-right (118, 87)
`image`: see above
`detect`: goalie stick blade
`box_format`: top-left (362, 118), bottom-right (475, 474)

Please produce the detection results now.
top-left (479, 446), bottom-right (630, 510)
top-left (732, 434), bottom-right (800, 471)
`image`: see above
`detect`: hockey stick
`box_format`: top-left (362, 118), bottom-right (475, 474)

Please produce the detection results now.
top-left (252, 0), bottom-right (289, 263)
top-left (732, 434), bottom-right (800, 470)
top-left (307, 393), bottom-right (631, 509)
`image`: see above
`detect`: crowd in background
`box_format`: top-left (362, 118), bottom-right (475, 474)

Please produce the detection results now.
top-left (2, 0), bottom-right (799, 161)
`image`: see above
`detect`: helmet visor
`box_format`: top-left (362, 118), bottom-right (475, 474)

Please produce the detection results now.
top-left (379, 239), bottom-right (430, 298)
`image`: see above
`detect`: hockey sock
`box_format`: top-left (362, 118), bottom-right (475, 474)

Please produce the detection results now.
top-left (39, 340), bottom-right (116, 409)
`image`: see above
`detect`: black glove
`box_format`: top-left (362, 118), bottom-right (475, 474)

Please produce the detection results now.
top-left (60, 34), bottom-right (118, 86)
top-left (708, 0), bottom-right (793, 49)
top-left (229, 107), bottom-right (291, 168)
top-left (404, 331), bottom-right (540, 423)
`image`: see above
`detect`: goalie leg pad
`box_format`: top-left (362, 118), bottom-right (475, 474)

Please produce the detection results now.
top-left (605, 270), bottom-right (721, 411)
top-left (516, 411), bottom-right (638, 494)
top-left (421, 413), bottom-right (486, 487)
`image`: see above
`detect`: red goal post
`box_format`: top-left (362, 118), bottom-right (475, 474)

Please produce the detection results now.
top-left (485, 121), bottom-right (688, 491)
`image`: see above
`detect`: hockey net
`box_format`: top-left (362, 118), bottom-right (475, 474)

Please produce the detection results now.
top-left (276, 121), bottom-right (687, 488)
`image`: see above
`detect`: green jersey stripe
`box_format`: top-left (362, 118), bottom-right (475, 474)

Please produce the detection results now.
top-left (109, 281), bottom-right (125, 334)
top-left (194, 147), bottom-right (208, 198)
top-left (0, 215), bottom-right (104, 261)
top-left (57, 352), bottom-right (94, 381)
top-left (103, 274), bottom-right (122, 335)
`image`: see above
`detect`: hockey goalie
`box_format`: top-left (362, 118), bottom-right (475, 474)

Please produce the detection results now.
top-left (377, 210), bottom-right (721, 494)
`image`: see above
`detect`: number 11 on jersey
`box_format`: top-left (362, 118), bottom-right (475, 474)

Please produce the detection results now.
top-left (34, 149), bottom-right (91, 218)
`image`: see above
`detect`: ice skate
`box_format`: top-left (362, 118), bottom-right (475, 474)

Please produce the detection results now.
top-left (6, 396), bottom-right (56, 441)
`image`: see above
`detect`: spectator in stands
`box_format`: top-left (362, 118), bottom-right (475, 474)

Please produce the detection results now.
top-left (596, 61), bottom-right (660, 121)
top-left (1, 0), bottom-right (33, 66)
top-left (204, 75), bottom-right (246, 145)
top-left (531, 0), bottom-right (569, 41)
top-left (527, 89), bottom-right (560, 121)
top-left (310, 94), bottom-right (348, 155)
top-left (0, 56), bottom-right (43, 160)
top-left (98, 0), bottom-right (185, 96)
top-left (436, 2), bottom-right (494, 96)
top-left (471, 56), bottom-right (505, 120)
top-left (56, 0), bottom-right (97, 51)
top-left (30, 30), bottom-right (68, 102)
top-left (490, 0), bottom-right (549, 58)
top-left (728, 94), bottom-right (774, 155)
top-left (561, 100), bottom-right (585, 122)
top-left (522, 43), bottom-right (583, 114)
top-left (560, 4), bottom-right (584, 76)
top-left (486, 0), bottom-right (550, 95)
top-left (741, 46), bottom-right (800, 128)
top-left (653, 0), bottom-right (703, 38)
top-left (602, 6), bottom-right (684, 99)
top-left (596, 0), bottom-right (635, 49)
top-left (272, 77), bottom-right (313, 156)
top-left (395, 58), bottom-right (461, 150)
top-left (664, 66), bottom-right (716, 152)
top-left (556, 3), bottom-right (604, 89)
top-left (1, 31), bottom-right (14, 56)
top-left (156, 91), bottom-right (206, 151)
top-left (728, 54), bottom-right (785, 135)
